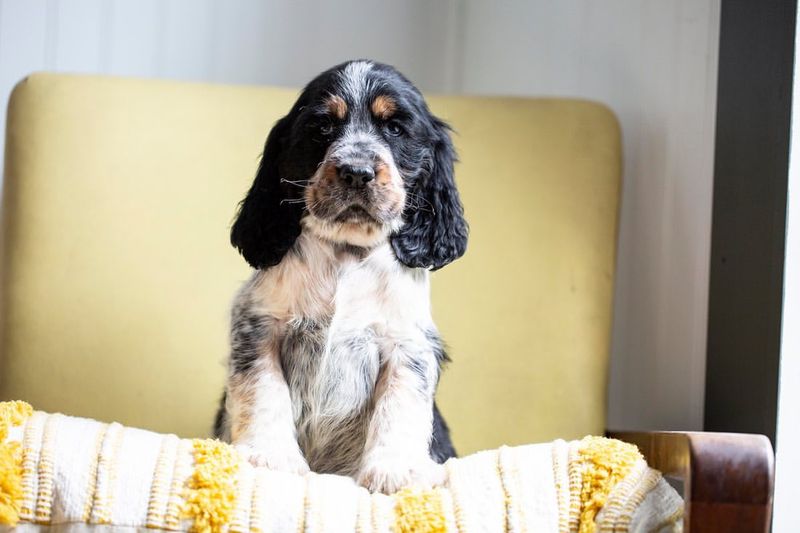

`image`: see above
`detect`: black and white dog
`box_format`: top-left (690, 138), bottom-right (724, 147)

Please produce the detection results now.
top-left (214, 60), bottom-right (468, 494)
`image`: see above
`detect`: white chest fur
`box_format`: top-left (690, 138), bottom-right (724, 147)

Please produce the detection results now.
top-left (245, 233), bottom-right (434, 473)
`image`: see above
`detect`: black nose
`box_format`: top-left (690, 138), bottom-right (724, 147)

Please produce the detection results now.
top-left (338, 164), bottom-right (375, 188)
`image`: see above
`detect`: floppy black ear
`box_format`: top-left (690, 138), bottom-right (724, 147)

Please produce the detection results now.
top-left (231, 115), bottom-right (302, 269)
top-left (391, 119), bottom-right (468, 270)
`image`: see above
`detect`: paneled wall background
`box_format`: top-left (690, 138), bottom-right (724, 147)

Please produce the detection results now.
top-left (453, 1), bottom-right (721, 432)
top-left (0, 0), bottom-right (720, 432)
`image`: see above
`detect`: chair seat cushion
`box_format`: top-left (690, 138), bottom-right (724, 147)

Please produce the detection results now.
top-left (0, 402), bottom-right (681, 532)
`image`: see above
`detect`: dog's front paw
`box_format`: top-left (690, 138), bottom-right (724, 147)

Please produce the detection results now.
top-left (234, 442), bottom-right (310, 475)
top-left (357, 450), bottom-right (446, 494)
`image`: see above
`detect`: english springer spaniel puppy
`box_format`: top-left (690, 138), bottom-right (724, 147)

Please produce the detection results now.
top-left (214, 60), bottom-right (468, 494)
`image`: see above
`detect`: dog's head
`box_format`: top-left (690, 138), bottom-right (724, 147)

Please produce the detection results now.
top-left (231, 60), bottom-right (468, 270)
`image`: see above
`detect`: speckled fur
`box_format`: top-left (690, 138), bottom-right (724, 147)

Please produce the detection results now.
top-left (216, 60), bottom-right (466, 493)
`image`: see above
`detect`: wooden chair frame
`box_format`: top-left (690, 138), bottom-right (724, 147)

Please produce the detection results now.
top-left (609, 431), bottom-right (774, 533)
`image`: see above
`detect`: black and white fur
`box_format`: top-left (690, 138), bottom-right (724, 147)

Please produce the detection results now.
top-left (214, 60), bottom-right (468, 494)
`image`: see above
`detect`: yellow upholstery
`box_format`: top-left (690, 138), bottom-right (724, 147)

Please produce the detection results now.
top-left (0, 74), bottom-right (620, 455)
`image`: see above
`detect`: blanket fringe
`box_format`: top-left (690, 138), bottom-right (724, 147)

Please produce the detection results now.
top-left (0, 401), bottom-right (33, 525)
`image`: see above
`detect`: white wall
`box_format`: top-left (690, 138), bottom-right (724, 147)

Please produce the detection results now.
top-left (773, 6), bottom-right (800, 528)
top-left (0, 0), bottom-right (721, 432)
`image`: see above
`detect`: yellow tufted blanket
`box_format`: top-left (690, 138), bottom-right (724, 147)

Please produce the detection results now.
top-left (0, 402), bottom-right (682, 532)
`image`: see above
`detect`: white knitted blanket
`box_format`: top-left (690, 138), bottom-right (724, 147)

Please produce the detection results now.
top-left (0, 402), bottom-right (683, 532)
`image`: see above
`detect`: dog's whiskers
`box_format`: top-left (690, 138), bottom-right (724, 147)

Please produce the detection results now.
top-left (281, 178), bottom-right (310, 188)
top-left (406, 192), bottom-right (436, 215)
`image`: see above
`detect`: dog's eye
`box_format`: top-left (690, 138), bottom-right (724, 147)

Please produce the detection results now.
top-left (384, 120), bottom-right (404, 137)
top-left (309, 117), bottom-right (335, 138)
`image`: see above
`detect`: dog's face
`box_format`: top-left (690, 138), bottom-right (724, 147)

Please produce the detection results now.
top-left (231, 60), bottom-right (468, 270)
top-left (291, 61), bottom-right (419, 248)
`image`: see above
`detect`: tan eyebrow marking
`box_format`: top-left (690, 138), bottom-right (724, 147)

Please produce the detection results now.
top-left (325, 95), bottom-right (347, 120)
top-left (371, 95), bottom-right (397, 120)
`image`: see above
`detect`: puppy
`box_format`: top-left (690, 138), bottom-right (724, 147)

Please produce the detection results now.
top-left (214, 60), bottom-right (468, 494)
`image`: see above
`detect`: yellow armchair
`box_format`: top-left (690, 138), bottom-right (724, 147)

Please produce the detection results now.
top-left (0, 74), bottom-right (773, 532)
top-left (0, 73), bottom-right (620, 449)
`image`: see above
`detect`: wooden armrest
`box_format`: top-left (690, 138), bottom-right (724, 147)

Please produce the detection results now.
top-left (608, 431), bottom-right (774, 533)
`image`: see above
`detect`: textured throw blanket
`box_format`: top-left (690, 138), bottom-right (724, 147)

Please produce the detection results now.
top-left (0, 401), bottom-right (682, 532)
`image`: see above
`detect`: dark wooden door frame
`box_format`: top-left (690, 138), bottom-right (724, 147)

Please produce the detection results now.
top-left (706, 1), bottom-right (797, 445)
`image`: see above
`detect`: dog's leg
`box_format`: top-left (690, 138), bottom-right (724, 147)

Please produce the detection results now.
top-left (357, 344), bottom-right (445, 493)
top-left (226, 350), bottom-right (309, 474)
top-left (430, 402), bottom-right (457, 463)
top-left (224, 298), bottom-right (309, 474)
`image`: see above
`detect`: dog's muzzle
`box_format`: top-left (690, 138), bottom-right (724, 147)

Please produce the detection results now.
top-left (306, 130), bottom-right (405, 231)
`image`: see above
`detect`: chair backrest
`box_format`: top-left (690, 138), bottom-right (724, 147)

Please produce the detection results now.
top-left (1, 74), bottom-right (620, 455)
